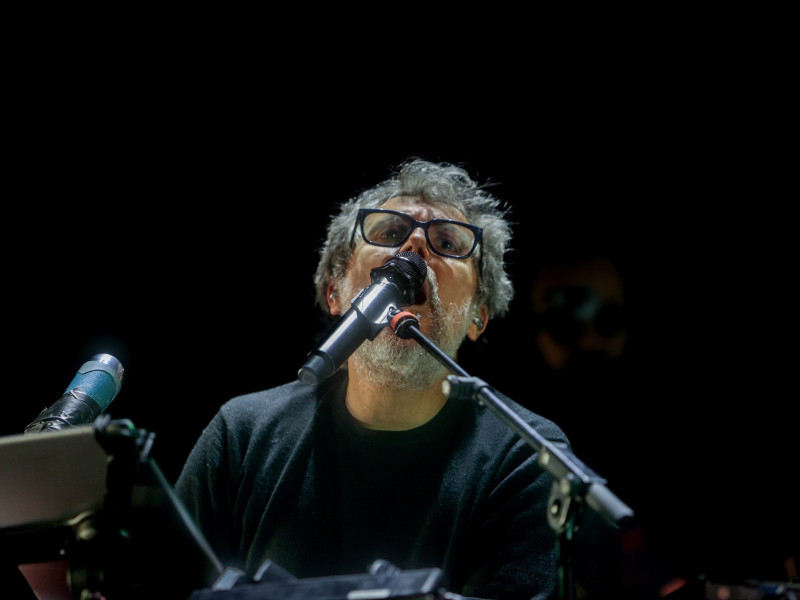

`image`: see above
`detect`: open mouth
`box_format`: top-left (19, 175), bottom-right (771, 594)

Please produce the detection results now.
top-left (411, 281), bottom-right (428, 307)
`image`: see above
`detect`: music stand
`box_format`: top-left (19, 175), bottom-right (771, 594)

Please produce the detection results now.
top-left (0, 416), bottom-right (223, 600)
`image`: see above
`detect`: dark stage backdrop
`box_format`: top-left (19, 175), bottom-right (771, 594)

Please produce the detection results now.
top-left (4, 123), bottom-right (796, 594)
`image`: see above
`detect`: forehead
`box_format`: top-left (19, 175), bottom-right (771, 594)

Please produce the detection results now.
top-left (381, 196), bottom-right (468, 222)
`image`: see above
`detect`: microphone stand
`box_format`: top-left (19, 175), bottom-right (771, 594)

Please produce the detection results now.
top-left (389, 309), bottom-right (635, 600)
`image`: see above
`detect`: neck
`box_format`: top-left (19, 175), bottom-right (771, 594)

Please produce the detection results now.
top-left (344, 363), bottom-right (448, 431)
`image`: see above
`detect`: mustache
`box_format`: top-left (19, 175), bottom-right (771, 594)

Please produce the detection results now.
top-left (425, 268), bottom-right (440, 304)
top-left (407, 268), bottom-right (441, 319)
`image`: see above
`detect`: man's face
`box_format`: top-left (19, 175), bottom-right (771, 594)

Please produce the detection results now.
top-left (330, 196), bottom-right (487, 389)
top-left (530, 256), bottom-right (627, 373)
top-left (340, 196), bottom-right (481, 339)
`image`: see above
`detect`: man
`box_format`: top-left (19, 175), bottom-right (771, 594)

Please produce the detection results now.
top-left (174, 159), bottom-right (570, 599)
top-left (528, 253), bottom-right (628, 377)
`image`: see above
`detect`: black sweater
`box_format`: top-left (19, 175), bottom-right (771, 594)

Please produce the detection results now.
top-left (174, 371), bottom-right (569, 600)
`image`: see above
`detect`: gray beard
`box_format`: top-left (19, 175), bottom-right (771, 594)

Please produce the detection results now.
top-left (339, 268), bottom-right (473, 390)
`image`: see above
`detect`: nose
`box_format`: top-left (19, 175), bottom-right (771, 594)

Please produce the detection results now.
top-left (399, 225), bottom-right (431, 259)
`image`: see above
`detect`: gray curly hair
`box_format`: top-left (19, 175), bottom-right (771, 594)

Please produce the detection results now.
top-left (313, 159), bottom-right (515, 320)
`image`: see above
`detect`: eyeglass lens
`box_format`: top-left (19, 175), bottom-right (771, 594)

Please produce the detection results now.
top-left (362, 211), bottom-right (476, 257)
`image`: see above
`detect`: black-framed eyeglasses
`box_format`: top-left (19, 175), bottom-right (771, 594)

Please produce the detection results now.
top-left (351, 208), bottom-right (483, 259)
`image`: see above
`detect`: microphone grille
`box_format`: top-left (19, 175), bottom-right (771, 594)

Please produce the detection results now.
top-left (391, 251), bottom-right (427, 286)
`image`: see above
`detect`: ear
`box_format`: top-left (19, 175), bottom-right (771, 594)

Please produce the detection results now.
top-left (327, 282), bottom-right (342, 316)
top-left (467, 304), bottom-right (489, 342)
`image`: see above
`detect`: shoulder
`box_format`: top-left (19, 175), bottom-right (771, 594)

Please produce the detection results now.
top-left (222, 379), bottom-right (315, 412)
top-left (186, 379), bottom-right (323, 469)
top-left (216, 372), bottom-right (349, 437)
top-left (218, 379), bottom-right (319, 430)
top-left (471, 386), bottom-right (569, 445)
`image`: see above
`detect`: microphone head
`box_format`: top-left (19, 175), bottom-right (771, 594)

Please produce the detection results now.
top-left (64, 353), bottom-right (125, 412)
top-left (390, 250), bottom-right (427, 279)
top-left (373, 251), bottom-right (427, 305)
top-left (24, 354), bottom-right (125, 434)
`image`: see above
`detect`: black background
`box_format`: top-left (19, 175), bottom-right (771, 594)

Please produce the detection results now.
top-left (3, 32), bottom-right (795, 595)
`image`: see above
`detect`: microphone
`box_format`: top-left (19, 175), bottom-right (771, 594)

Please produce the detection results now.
top-left (298, 251), bottom-right (427, 387)
top-left (24, 353), bottom-right (125, 434)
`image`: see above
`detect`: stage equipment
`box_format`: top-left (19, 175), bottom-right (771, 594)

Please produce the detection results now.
top-left (389, 308), bottom-right (635, 600)
top-left (187, 558), bottom-right (457, 600)
top-left (0, 416), bottom-right (223, 599)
